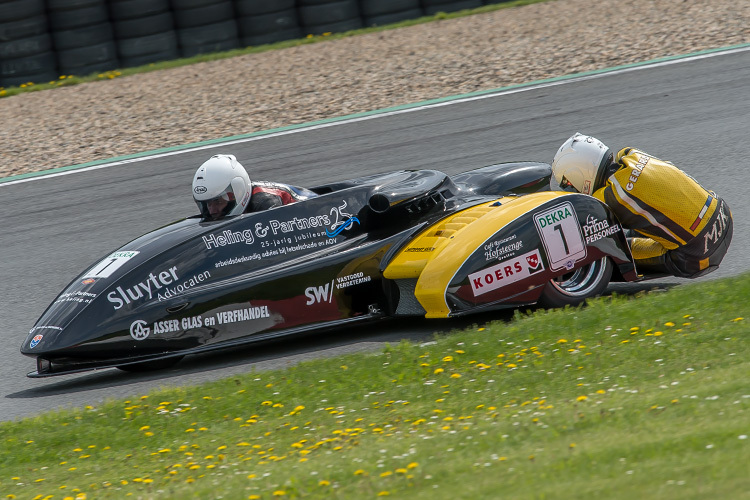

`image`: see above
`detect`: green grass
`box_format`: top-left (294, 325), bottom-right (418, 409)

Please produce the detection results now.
top-left (1, 274), bottom-right (748, 499)
top-left (0, 0), bottom-right (550, 99)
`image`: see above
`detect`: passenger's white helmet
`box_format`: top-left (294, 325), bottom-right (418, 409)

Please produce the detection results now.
top-left (192, 154), bottom-right (252, 219)
top-left (551, 133), bottom-right (613, 195)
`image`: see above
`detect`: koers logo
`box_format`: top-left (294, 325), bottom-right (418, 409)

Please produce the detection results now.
top-left (129, 320), bottom-right (150, 341)
top-left (194, 186), bottom-right (207, 194)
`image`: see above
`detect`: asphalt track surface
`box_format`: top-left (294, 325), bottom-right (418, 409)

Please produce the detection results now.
top-left (1, 47), bottom-right (748, 422)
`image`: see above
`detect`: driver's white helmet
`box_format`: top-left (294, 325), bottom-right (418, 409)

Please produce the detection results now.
top-left (551, 133), bottom-right (613, 194)
top-left (192, 154), bottom-right (252, 219)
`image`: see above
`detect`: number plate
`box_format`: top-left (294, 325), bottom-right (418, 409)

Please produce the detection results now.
top-left (533, 202), bottom-right (586, 271)
top-left (82, 251), bottom-right (140, 279)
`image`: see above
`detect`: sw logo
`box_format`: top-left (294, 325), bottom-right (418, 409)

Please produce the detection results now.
top-left (29, 334), bottom-right (43, 349)
top-left (304, 281), bottom-right (334, 305)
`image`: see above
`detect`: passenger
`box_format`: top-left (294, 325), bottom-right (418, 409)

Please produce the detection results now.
top-left (550, 133), bottom-right (732, 278)
top-left (191, 154), bottom-right (317, 220)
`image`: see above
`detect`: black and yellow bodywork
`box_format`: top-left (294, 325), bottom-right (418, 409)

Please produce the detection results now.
top-left (21, 162), bottom-right (637, 378)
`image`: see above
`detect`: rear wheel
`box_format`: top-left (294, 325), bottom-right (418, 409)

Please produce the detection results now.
top-left (117, 355), bottom-right (184, 372)
top-left (538, 257), bottom-right (612, 308)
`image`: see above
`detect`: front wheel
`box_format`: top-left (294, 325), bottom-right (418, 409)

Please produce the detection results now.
top-left (538, 257), bottom-right (612, 308)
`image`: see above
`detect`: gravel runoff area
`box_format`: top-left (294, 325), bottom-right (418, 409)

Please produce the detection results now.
top-left (1, 0), bottom-right (748, 179)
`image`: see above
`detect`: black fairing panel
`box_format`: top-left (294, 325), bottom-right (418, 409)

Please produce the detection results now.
top-left (452, 162), bottom-right (552, 196)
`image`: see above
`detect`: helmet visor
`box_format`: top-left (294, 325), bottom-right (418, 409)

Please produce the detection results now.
top-left (196, 185), bottom-right (237, 220)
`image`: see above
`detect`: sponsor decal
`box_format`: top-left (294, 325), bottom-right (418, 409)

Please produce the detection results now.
top-left (484, 234), bottom-right (523, 261)
top-left (625, 153), bottom-right (651, 191)
top-left (326, 217), bottom-right (360, 238)
top-left (129, 320), bottom-right (150, 341)
top-left (194, 185), bottom-right (207, 195)
top-left (335, 272), bottom-right (371, 289)
top-left (54, 290), bottom-right (97, 306)
top-left (583, 179), bottom-right (592, 195)
top-left (305, 282), bottom-right (334, 305)
top-left (83, 251), bottom-right (139, 279)
top-left (107, 267), bottom-right (211, 310)
top-left (107, 266), bottom-right (179, 310)
top-left (469, 249), bottom-right (545, 296)
top-left (216, 305), bottom-right (270, 324)
top-left (215, 254), bottom-right (262, 268)
top-left (534, 202), bottom-right (586, 271)
top-left (305, 273), bottom-right (373, 305)
top-left (203, 229), bottom-right (255, 249)
top-left (29, 334), bottom-right (43, 348)
top-left (703, 202), bottom-right (730, 253)
top-left (582, 214), bottom-right (621, 244)
top-left (81, 278), bottom-right (96, 285)
top-left (405, 247), bottom-right (436, 253)
top-left (29, 325), bottom-right (63, 334)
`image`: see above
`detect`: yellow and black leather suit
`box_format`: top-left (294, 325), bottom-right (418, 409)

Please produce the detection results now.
top-left (593, 148), bottom-right (732, 278)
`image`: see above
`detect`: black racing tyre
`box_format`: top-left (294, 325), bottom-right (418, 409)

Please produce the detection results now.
top-left (359, 0), bottom-right (420, 17)
top-left (237, 9), bottom-right (298, 36)
top-left (170, 0), bottom-right (226, 9)
top-left (0, 33), bottom-right (51, 59)
top-left (0, 0), bottom-right (44, 23)
top-left (421, 0), bottom-right (482, 15)
top-left (0, 51), bottom-right (58, 86)
top-left (296, 0), bottom-right (343, 5)
top-left (117, 31), bottom-right (177, 58)
top-left (0, 15), bottom-right (48, 43)
top-left (56, 40), bottom-right (117, 69)
top-left (113, 12), bottom-right (174, 39)
top-left (59, 58), bottom-right (118, 76)
top-left (300, 18), bottom-right (362, 36)
top-left (537, 257), bottom-right (613, 309)
top-left (173, 0), bottom-right (234, 28)
top-left (233, 0), bottom-right (295, 17)
top-left (177, 19), bottom-right (238, 53)
top-left (117, 355), bottom-right (185, 372)
top-left (47, 2), bottom-right (108, 30)
top-left (120, 47), bottom-right (179, 67)
top-left (109, 0), bottom-right (170, 20)
top-left (240, 27), bottom-right (301, 46)
top-left (364, 8), bottom-right (424, 27)
top-left (51, 23), bottom-right (113, 50)
top-left (46, 0), bottom-right (101, 9)
top-left (297, 0), bottom-right (360, 27)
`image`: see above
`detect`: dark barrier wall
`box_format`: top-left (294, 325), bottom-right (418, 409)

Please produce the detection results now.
top-left (0, 0), bottom-right (512, 87)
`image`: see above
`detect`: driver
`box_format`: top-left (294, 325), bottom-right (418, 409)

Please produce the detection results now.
top-left (550, 133), bottom-right (732, 278)
top-left (192, 154), bottom-right (317, 220)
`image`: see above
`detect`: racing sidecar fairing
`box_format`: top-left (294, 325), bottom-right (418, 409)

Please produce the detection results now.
top-left (21, 162), bottom-right (638, 377)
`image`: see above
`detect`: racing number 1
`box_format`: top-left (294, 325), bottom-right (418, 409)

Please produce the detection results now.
top-left (553, 224), bottom-right (569, 254)
top-left (533, 202), bottom-right (586, 271)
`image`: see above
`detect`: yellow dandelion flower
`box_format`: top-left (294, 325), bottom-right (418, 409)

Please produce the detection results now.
top-left (450, 373), bottom-right (461, 379)
top-left (506, 363), bottom-right (517, 368)
top-left (596, 389), bottom-right (606, 394)
top-left (396, 468), bottom-right (407, 474)
top-left (569, 443), bottom-right (576, 448)
top-left (478, 327), bottom-right (485, 331)
top-left (378, 492), bottom-right (390, 496)
top-left (319, 480), bottom-right (331, 486)
top-left (732, 317), bottom-right (744, 322)
top-left (407, 462), bottom-right (419, 469)
top-left (144, 431), bottom-right (154, 437)
top-left (576, 395), bottom-right (588, 402)
top-left (654, 331), bottom-right (663, 336)
top-left (249, 496), bottom-right (261, 500)
top-left (354, 469), bottom-right (366, 475)
top-left (664, 322), bottom-right (675, 327)
top-left (434, 368), bottom-right (444, 374)
top-left (442, 356), bottom-right (453, 362)
top-left (557, 339), bottom-right (567, 344)
top-left (380, 471), bottom-right (393, 477)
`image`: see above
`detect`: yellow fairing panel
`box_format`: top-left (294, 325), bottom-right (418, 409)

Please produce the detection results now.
top-left (384, 192), bottom-right (567, 318)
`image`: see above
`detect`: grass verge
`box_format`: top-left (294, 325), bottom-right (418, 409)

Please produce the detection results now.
top-left (0, 0), bottom-right (550, 99)
top-left (1, 273), bottom-right (748, 499)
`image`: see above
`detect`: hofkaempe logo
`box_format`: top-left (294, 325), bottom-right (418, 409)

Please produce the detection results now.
top-left (129, 320), bottom-right (150, 341)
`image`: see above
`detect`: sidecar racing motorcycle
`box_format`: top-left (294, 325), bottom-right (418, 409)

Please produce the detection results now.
top-left (21, 161), bottom-right (640, 377)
